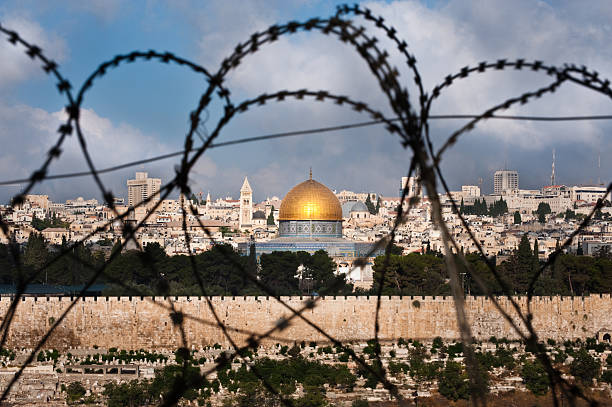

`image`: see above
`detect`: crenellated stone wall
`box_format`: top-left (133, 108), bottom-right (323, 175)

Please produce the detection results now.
top-left (1, 295), bottom-right (610, 350)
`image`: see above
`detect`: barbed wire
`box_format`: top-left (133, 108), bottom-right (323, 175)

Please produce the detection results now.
top-left (0, 4), bottom-right (610, 406)
top-left (0, 113), bottom-right (610, 187)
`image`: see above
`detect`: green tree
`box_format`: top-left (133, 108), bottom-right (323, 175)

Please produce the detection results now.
top-left (489, 197), bottom-right (508, 217)
top-left (503, 234), bottom-right (536, 294)
top-left (365, 195), bottom-right (376, 215)
top-left (267, 210), bottom-right (275, 226)
top-left (103, 380), bottom-right (152, 407)
top-left (513, 211), bottom-right (522, 224)
top-left (23, 233), bottom-right (48, 277)
top-left (438, 361), bottom-right (469, 401)
top-left (535, 202), bottom-right (552, 217)
top-left (565, 209), bottom-right (577, 220)
top-left (570, 348), bottom-right (600, 385)
top-left (372, 253), bottom-right (450, 296)
top-left (520, 359), bottom-right (549, 395)
top-left (375, 196), bottom-right (381, 214)
top-left (0, 244), bottom-right (17, 284)
top-left (219, 226), bottom-right (230, 237)
top-left (302, 250), bottom-right (350, 295)
top-left (259, 252), bottom-right (300, 295)
top-left (149, 364), bottom-right (204, 404)
top-left (538, 212), bottom-right (546, 224)
top-left (66, 382), bottom-right (86, 404)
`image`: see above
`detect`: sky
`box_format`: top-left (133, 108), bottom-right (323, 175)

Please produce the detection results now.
top-left (0, 0), bottom-right (611, 204)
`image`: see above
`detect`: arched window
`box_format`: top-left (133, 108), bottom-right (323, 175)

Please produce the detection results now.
top-left (604, 333), bottom-right (611, 342)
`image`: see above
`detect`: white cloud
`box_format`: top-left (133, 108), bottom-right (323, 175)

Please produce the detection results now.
top-left (1, 0), bottom-right (610, 199)
top-left (0, 16), bottom-right (68, 88)
top-left (0, 102), bottom-right (179, 202)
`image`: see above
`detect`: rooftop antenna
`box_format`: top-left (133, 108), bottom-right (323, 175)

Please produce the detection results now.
top-left (598, 152), bottom-right (601, 185)
top-left (550, 148), bottom-right (556, 186)
top-left (309, 167), bottom-right (312, 180)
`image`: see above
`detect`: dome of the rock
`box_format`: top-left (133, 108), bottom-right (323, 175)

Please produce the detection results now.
top-left (279, 179), bottom-right (342, 221)
top-left (277, 174), bottom-right (343, 238)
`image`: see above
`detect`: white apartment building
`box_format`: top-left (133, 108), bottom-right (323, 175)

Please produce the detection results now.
top-left (494, 170), bottom-right (519, 195)
top-left (127, 172), bottom-right (161, 207)
top-left (462, 185), bottom-right (481, 197)
top-left (571, 185), bottom-right (609, 204)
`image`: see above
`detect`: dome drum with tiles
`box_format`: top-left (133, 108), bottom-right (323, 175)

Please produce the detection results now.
top-left (278, 175), bottom-right (343, 238)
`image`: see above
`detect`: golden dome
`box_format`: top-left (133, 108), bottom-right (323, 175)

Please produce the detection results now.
top-left (279, 178), bottom-right (342, 221)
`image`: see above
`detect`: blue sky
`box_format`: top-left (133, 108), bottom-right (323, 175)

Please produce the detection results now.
top-left (0, 0), bottom-right (611, 204)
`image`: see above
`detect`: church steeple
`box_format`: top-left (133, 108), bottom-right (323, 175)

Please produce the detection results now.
top-left (239, 176), bottom-right (253, 229)
top-left (241, 176), bottom-right (252, 193)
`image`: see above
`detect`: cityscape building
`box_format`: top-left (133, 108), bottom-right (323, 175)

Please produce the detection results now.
top-left (494, 170), bottom-right (519, 194)
top-left (400, 176), bottom-right (422, 198)
top-left (126, 172), bottom-right (161, 207)
top-left (461, 185), bottom-right (481, 198)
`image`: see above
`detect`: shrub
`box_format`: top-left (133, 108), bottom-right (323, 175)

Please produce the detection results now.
top-left (446, 342), bottom-right (463, 358)
top-left (412, 300), bottom-right (421, 308)
top-left (103, 380), bottom-right (152, 407)
top-left (438, 361), bottom-right (469, 401)
top-left (521, 360), bottom-right (549, 396)
top-left (570, 348), bottom-right (601, 385)
top-left (363, 340), bottom-right (381, 357)
top-left (554, 350), bottom-right (567, 364)
top-left (66, 382), bottom-right (86, 403)
top-left (287, 344), bottom-right (301, 358)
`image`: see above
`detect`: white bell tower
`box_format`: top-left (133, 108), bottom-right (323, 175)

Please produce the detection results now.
top-left (239, 176), bottom-right (253, 229)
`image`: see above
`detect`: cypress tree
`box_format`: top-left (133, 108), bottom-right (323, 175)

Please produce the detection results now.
top-left (267, 211), bottom-right (275, 225)
top-left (513, 211), bottom-right (522, 224)
top-left (365, 195), bottom-right (376, 214)
top-left (375, 197), bottom-right (381, 214)
top-left (509, 234), bottom-right (535, 293)
top-left (538, 212), bottom-right (546, 224)
top-left (460, 198), bottom-right (465, 214)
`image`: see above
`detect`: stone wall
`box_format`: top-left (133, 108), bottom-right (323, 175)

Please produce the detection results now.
top-left (1, 295), bottom-right (610, 350)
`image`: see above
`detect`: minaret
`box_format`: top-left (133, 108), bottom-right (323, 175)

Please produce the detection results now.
top-left (205, 191), bottom-right (211, 209)
top-left (550, 149), bottom-right (556, 186)
top-left (265, 197), bottom-right (272, 217)
top-left (239, 177), bottom-right (253, 229)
